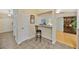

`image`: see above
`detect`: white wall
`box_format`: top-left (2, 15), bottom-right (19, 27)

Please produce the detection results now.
top-left (56, 17), bottom-right (64, 32)
top-left (77, 10), bottom-right (79, 29)
top-left (23, 11), bottom-right (36, 40)
top-left (0, 15), bottom-right (13, 33)
top-left (13, 10), bottom-right (18, 43)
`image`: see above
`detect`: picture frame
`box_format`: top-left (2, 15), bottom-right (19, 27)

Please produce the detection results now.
top-left (30, 15), bottom-right (35, 24)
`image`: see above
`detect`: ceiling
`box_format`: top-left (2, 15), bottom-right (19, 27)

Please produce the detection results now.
top-left (22, 9), bottom-right (77, 15)
top-left (21, 9), bottom-right (52, 14)
top-left (58, 9), bottom-right (77, 13)
top-left (0, 9), bottom-right (77, 15)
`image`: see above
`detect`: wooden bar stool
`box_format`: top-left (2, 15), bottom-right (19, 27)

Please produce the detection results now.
top-left (36, 29), bottom-right (42, 42)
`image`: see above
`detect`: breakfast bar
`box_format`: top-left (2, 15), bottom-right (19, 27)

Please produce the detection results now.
top-left (35, 25), bottom-right (56, 44)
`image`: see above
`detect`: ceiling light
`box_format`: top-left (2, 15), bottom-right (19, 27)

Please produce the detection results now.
top-left (8, 13), bottom-right (11, 16)
top-left (8, 9), bottom-right (13, 16)
top-left (56, 9), bottom-right (61, 13)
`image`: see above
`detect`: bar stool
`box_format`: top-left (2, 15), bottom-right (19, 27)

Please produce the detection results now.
top-left (36, 29), bottom-right (42, 42)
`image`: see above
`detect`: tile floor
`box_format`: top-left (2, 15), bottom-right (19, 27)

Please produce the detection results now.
top-left (0, 32), bottom-right (73, 49)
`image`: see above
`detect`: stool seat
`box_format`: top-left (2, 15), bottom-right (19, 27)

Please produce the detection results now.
top-left (36, 30), bottom-right (41, 33)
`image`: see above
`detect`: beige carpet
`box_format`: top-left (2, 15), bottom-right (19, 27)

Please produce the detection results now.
top-left (0, 32), bottom-right (73, 49)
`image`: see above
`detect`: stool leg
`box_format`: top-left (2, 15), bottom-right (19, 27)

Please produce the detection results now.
top-left (40, 35), bottom-right (41, 42)
top-left (36, 35), bottom-right (38, 41)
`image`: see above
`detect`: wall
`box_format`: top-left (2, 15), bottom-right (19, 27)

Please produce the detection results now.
top-left (77, 10), bottom-right (79, 48)
top-left (77, 10), bottom-right (79, 29)
top-left (0, 18), bottom-right (3, 33)
top-left (13, 10), bottom-right (19, 43)
top-left (23, 11), bottom-right (36, 40)
top-left (0, 14), bottom-right (13, 33)
top-left (56, 17), bottom-right (64, 32)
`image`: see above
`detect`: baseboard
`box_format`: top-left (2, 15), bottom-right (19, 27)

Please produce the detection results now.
top-left (17, 35), bottom-right (35, 44)
top-left (17, 35), bottom-right (56, 44)
top-left (52, 40), bottom-right (56, 44)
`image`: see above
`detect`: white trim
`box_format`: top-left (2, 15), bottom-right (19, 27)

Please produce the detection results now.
top-left (17, 34), bottom-right (56, 45)
top-left (52, 40), bottom-right (56, 44)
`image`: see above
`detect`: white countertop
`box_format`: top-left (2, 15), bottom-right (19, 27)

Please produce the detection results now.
top-left (35, 24), bottom-right (53, 28)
